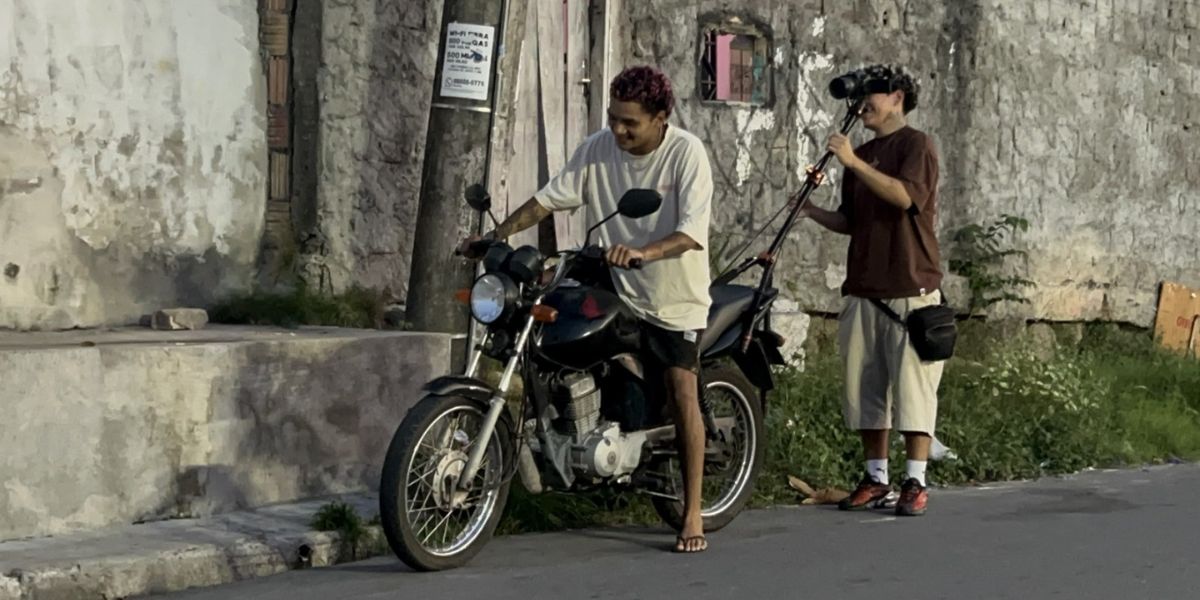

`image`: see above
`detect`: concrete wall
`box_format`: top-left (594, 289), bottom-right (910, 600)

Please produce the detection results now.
top-left (0, 0), bottom-right (267, 330)
top-left (0, 327), bottom-right (451, 542)
top-left (299, 1), bottom-right (1198, 327)
top-left (615, 0), bottom-right (1200, 327)
top-left (297, 0), bottom-right (443, 299)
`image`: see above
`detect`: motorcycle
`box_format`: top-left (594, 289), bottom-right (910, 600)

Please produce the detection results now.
top-left (379, 97), bottom-right (868, 571)
top-left (377, 188), bottom-right (791, 571)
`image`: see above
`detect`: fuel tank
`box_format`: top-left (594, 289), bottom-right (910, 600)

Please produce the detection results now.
top-left (537, 285), bottom-right (640, 369)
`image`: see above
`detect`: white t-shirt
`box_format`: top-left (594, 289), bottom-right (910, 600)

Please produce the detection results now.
top-left (534, 126), bottom-right (714, 332)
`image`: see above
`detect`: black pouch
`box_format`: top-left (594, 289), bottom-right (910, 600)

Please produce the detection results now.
top-left (870, 293), bottom-right (957, 362)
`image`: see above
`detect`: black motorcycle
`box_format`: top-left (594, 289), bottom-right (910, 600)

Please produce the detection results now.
top-left (376, 187), bottom-right (798, 571)
top-left (379, 97), bottom-right (866, 571)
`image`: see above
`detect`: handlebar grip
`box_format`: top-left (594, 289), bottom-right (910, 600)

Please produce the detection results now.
top-left (628, 258), bottom-right (644, 270)
top-left (458, 240), bottom-right (492, 258)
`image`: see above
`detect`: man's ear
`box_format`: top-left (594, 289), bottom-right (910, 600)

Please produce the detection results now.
top-left (654, 111), bottom-right (669, 126)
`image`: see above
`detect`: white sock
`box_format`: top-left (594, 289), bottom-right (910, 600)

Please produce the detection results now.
top-left (866, 459), bottom-right (889, 485)
top-left (906, 460), bottom-right (928, 487)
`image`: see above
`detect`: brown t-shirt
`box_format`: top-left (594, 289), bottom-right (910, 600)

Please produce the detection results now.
top-left (837, 126), bottom-right (942, 298)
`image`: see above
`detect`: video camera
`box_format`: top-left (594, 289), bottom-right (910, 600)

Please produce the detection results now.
top-left (828, 69), bottom-right (899, 100)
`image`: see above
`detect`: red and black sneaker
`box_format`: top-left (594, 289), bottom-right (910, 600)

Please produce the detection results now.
top-left (837, 475), bottom-right (892, 511)
top-left (895, 478), bottom-right (929, 516)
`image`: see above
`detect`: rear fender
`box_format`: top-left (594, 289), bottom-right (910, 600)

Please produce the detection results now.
top-left (731, 337), bottom-right (775, 393)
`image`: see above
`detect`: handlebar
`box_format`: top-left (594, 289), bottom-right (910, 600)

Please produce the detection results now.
top-left (462, 241), bottom-right (642, 269)
top-left (455, 239), bottom-right (493, 258)
top-left (578, 244), bottom-right (642, 270)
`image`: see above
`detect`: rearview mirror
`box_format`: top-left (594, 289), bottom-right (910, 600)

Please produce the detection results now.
top-left (617, 189), bottom-right (662, 219)
top-left (583, 189), bottom-right (664, 247)
top-left (464, 184), bottom-right (492, 213)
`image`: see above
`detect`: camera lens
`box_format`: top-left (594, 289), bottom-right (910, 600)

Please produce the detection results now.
top-left (829, 70), bottom-right (866, 99)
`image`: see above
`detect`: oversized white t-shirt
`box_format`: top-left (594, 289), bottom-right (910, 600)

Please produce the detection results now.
top-left (534, 126), bottom-right (714, 332)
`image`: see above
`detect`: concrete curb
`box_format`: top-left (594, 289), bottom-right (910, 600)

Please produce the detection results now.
top-left (0, 494), bottom-right (390, 599)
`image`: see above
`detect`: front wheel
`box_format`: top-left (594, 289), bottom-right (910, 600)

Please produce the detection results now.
top-left (379, 395), bottom-right (512, 571)
top-left (651, 364), bottom-right (765, 533)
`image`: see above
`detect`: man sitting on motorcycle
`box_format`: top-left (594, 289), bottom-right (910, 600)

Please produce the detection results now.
top-left (459, 65), bottom-right (715, 553)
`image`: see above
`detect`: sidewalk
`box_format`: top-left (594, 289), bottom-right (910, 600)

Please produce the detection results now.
top-left (0, 494), bottom-right (389, 599)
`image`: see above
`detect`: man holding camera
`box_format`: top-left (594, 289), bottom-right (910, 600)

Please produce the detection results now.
top-left (801, 64), bottom-right (945, 516)
top-left (460, 65), bottom-right (715, 552)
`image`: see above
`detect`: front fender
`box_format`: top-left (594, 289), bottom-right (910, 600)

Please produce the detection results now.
top-left (421, 375), bottom-right (498, 402)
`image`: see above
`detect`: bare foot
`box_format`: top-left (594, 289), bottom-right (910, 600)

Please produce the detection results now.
top-left (673, 514), bottom-right (707, 553)
top-left (673, 534), bottom-right (707, 553)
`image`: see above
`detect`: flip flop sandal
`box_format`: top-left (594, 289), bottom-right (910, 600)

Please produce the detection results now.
top-left (673, 535), bottom-right (708, 554)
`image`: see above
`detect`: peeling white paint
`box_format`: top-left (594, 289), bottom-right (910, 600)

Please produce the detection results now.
top-left (793, 52), bottom-right (836, 184)
top-left (824, 263), bottom-right (847, 290)
top-left (774, 46), bottom-right (785, 66)
top-left (734, 108), bottom-right (776, 188)
top-left (0, 0), bottom-right (267, 329)
top-left (811, 16), bottom-right (827, 37)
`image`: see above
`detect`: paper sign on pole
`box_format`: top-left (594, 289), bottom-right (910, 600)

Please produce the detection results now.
top-left (439, 22), bottom-right (496, 101)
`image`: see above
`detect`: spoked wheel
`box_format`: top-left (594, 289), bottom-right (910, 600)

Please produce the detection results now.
top-left (379, 395), bottom-right (512, 571)
top-left (650, 364), bottom-right (764, 533)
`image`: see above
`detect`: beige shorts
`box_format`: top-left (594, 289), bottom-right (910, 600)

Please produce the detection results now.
top-left (837, 291), bottom-right (945, 434)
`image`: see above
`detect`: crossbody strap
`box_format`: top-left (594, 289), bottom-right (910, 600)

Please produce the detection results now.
top-left (869, 298), bottom-right (905, 325)
top-left (869, 290), bottom-right (947, 326)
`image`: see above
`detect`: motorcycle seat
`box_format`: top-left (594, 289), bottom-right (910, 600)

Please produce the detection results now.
top-left (700, 284), bottom-right (776, 354)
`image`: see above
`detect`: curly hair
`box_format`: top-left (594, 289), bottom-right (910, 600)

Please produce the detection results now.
top-left (609, 66), bottom-right (675, 118)
top-left (863, 63), bottom-right (921, 113)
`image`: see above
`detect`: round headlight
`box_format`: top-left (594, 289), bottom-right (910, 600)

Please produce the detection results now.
top-left (470, 274), bottom-right (514, 324)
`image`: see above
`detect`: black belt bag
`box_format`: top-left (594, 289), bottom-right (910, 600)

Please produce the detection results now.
top-left (869, 293), bottom-right (957, 362)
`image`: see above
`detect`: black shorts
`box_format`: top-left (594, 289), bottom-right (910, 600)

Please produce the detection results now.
top-left (640, 323), bottom-right (703, 373)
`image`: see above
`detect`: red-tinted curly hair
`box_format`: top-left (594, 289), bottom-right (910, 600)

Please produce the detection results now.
top-left (610, 66), bottom-right (675, 118)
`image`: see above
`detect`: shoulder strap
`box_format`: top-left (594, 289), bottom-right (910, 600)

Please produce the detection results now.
top-left (871, 289), bottom-right (949, 324)
top-left (869, 298), bottom-right (905, 325)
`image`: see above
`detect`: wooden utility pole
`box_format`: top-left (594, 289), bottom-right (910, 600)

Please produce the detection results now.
top-left (407, 0), bottom-right (507, 333)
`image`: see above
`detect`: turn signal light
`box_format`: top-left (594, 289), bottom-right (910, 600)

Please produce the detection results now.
top-left (531, 305), bottom-right (558, 323)
top-left (454, 288), bottom-right (471, 305)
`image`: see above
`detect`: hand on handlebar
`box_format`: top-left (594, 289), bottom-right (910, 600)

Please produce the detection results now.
top-left (456, 235), bottom-right (490, 259)
top-left (604, 244), bottom-right (646, 270)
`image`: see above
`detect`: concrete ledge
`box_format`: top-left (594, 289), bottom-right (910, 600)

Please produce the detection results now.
top-left (0, 493), bottom-right (387, 600)
top-left (0, 326), bottom-right (451, 542)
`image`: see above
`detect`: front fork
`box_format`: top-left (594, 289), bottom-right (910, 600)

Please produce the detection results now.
top-left (453, 310), bottom-right (538, 501)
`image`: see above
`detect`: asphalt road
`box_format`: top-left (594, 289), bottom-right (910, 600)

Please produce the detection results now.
top-left (155, 465), bottom-right (1200, 600)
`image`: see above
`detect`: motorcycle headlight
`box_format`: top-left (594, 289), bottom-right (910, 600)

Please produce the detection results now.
top-left (470, 273), bottom-right (516, 324)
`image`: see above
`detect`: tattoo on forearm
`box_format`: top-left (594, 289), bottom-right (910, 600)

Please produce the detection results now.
top-left (496, 201), bottom-right (550, 239)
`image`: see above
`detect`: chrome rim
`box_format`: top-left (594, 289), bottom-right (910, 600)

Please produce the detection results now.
top-left (403, 405), bottom-right (503, 557)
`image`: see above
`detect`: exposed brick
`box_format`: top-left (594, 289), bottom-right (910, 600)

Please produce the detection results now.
top-left (268, 57), bottom-right (290, 105)
top-left (268, 107), bottom-right (290, 150)
top-left (269, 152), bottom-right (290, 200)
top-left (262, 11), bottom-right (290, 56)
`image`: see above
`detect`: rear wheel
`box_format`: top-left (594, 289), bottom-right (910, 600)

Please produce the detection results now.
top-left (379, 395), bottom-right (512, 571)
top-left (651, 364), bottom-right (764, 533)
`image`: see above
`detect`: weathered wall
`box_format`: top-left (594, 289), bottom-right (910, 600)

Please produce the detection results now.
top-left (0, 327), bottom-right (451, 541)
top-left (301, 0), bottom-right (443, 299)
top-left (0, 0), bottom-right (268, 330)
top-left (615, 0), bottom-right (1200, 327)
